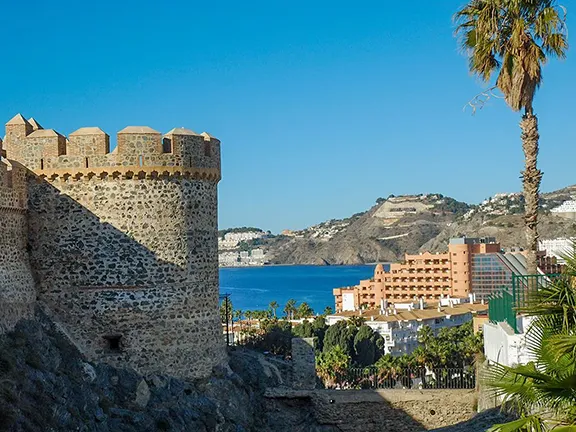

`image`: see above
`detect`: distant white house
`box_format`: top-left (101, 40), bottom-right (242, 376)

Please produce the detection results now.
top-left (551, 200), bottom-right (576, 214)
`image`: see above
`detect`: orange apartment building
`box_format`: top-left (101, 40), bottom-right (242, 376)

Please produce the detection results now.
top-left (334, 237), bottom-right (501, 312)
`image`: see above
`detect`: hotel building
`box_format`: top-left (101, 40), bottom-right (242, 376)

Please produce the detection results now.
top-left (333, 237), bottom-right (561, 313)
top-left (334, 237), bottom-right (499, 312)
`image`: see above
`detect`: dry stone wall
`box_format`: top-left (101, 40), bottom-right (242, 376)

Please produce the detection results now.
top-left (1, 114), bottom-right (226, 378)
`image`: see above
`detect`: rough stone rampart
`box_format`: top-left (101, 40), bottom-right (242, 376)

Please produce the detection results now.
top-left (1, 114), bottom-right (225, 378)
top-left (0, 156), bottom-right (36, 333)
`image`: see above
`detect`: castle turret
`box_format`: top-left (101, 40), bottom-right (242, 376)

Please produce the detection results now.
top-left (28, 118), bottom-right (43, 131)
top-left (3, 114), bottom-right (225, 378)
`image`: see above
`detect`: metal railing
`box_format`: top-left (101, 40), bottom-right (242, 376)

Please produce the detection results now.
top-left (319, 367), bottom-right (476, 390)
top-left (488, 274), bottom-right (561, 333)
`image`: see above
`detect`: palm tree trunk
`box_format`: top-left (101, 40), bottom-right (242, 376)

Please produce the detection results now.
top-left (520, 112), bottom-right (542, 275)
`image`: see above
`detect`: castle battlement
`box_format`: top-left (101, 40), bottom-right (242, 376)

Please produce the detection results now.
top-left (0, 139), bottom-right (28, 211)
top-left (4, 114), bottom-right (221, 177)
top-left (1, 113), bottom-right (226, 378)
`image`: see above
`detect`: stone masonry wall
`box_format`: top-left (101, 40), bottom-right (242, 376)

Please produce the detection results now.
top-left (2, 114), bottom-right (226, 379)
top-left (291, 338), bottom-right (316, 389)
top-left (0, 158), bottom-right (36, 333)
top-left (265, 388), bottom-right (480, 432)
top-left (27, 176), bottom-right (226, 378)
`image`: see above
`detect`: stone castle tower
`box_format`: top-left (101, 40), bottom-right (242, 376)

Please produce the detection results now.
top-left (0, 114), bottom-right (225, 378)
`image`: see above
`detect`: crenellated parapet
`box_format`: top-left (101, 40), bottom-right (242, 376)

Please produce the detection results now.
top-left (4, 114), bottom-right (221, 181)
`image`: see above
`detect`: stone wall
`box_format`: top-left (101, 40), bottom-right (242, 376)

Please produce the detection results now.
top-left (26, 173), bottom-right (225, 378)
top-left (1, 114), bottom-right (226, 379)
top-left (291, 337), bottom-right (316, 389)
top-left (265, 388), bottom-right (480, 432)
top-left (0, 158), bottom-right (36, 333)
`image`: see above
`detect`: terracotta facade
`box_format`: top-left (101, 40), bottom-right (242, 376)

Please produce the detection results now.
top-left (334, 237), bottom-right (500, 312)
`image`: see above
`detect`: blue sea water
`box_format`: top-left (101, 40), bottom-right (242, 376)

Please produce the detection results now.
top-left (219, 265), bottom-right (378, 314)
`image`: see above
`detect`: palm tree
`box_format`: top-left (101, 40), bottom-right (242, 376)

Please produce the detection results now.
top-left (269, 301), bottom-right (279, 318)
top-left (455, 0), bottom-right (568, 274)
top-left (297, 302), bottom-right (314, 319)
top-left (323, 306), bottom-right (334, 316)
top-left (245, 310), bottom-right (253, 328)
top-left (483, 253), bottom-right (576, 431)
top-left (417, 325), bottom-right (434, 345)
top-left (348, 316), bottom-right (366, 328)
top-left (284, 299), bottom-right (297, 320)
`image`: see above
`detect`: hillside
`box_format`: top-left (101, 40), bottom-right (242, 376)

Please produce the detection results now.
top-left (250, 188), bottom-right (576, 265)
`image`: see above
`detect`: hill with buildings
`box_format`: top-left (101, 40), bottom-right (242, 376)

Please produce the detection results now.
top-left (227, 187), bottom-right (576, 265)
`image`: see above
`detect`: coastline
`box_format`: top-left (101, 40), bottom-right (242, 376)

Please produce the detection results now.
top-left (219, 262), bottom-right (381, 269)
top-left (219, 264), bottom-right (376, 313)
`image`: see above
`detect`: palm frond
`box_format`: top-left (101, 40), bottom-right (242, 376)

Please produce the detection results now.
top-left (487, 414), bottom-right (545, 432)
top-left (455, 0), bottom-right (568, 112)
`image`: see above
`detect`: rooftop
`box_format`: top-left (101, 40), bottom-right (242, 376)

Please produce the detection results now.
top-left (69, 127), bottom-right (107, 136)
top-left (28, 129), bottom-right (63, 138)
top-left (117, 126), bottom-right (160, 134)
top-left (165, 127), bottom-right (199, 136)
top-left (330, 302), bottom-right (488, 323)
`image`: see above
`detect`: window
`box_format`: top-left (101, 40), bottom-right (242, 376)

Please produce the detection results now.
top-left (138, 155), bottom-right (143, 167)
top-left (103, 334), bottom-right (122, 351)
top-left (162, 137), bottom-right (172, 153)
top-left (40, 158), bottom-right (44, 170)
top-left (85, 157), bottom-right (89, 168)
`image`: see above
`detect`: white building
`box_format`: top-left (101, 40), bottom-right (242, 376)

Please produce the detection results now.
top-left (551, 200), bottom-right (576, 213)
top-left (219, 251), bottom-right (240, 266)
top-left (218, 248), bottom-right (268, 267)
top-left (539, 237), bottom-right (575, 262)
top-left (326, 301), bottom-right (487, 356)
top-left (483, 316), bottom-right (535, 367)
top-left (218, 231), bottom-right (265, 250)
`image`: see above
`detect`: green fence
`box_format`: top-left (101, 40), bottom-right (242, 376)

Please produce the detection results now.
top-left (488, 273), bottom-right (561, 333)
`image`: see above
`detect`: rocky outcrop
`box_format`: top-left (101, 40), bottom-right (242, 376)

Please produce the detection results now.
top-left (259, 187), bottom-right (576, 265)
top-left (0, 311), bottom-right (512, 431)
top-left (0, 311), bottom-right (282, 432)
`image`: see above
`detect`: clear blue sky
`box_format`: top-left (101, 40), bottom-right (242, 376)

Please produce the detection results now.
top-left (1, 1), bottom-right (574, 233)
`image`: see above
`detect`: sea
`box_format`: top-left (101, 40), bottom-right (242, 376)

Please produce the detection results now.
top-left (219, 264), bottom-right (388, 314)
